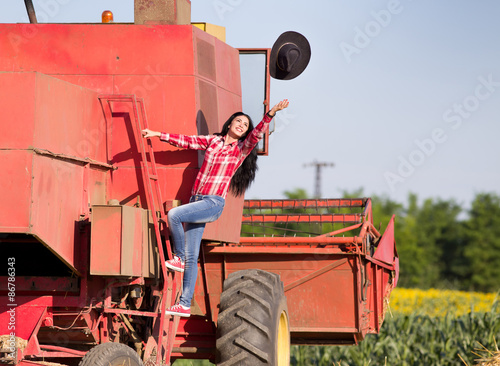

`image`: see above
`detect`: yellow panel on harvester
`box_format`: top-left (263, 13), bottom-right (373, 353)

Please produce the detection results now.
top-left (192, 22), bottom-right (226, 42)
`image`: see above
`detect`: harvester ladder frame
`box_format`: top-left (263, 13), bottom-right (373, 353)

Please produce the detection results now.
top-left (98, 94), bottom-right (180, 365)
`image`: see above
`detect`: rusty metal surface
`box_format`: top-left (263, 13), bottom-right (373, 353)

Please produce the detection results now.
top-left (0, 150), bottom-right (32, 231)
top-left (244, 198), bottom-right (367, 209)
top-left (0, 72), bottom-right (109, 273)
top-left (203, 249), bottom-right (397, 344)
top-left (373, 215), bottom-right (397, 265)
top-left (242, 213), bottom-right (363, 224)
top-left (202, 198), bottom-right (398, 344)
top-left (0, 24), bottom-right (244, 243)
top-left (134, 0), bottom-right (191, 25)
top-left (90, 205), bottom-right (156, 277)
top-left (30, 154), bottom-right (85, 274)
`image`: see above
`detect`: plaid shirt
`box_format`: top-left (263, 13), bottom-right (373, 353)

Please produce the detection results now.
top-left (160, 114), bottom-right (272, 198)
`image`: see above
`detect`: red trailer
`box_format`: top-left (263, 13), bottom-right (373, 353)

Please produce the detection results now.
top-left (0, 1), bottom-right (398, 365)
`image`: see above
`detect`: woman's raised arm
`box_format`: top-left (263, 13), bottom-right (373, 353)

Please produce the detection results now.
top-left (268, 99), bottom-right (289, 117)
top-left (141, 129), bottom-right (161, 138)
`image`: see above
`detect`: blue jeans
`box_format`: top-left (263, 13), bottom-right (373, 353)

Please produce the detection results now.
top-left (167, 194), bottom-right (225, 307)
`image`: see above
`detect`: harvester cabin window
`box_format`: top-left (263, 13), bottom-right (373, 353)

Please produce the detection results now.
top-left (239, 49), bottom-right (272, 156)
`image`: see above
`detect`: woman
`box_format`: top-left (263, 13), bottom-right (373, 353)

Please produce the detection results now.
top-left (142, 99), bottom-right (289, 317)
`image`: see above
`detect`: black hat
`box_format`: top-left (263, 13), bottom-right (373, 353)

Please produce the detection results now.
top-left (270, 31), bottom-right (311, 80)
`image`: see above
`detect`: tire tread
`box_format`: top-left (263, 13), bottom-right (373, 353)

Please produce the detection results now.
top-left (78, 342), bottom-right (143, 366)
top-left (216, 269), bottom-right (288, 365)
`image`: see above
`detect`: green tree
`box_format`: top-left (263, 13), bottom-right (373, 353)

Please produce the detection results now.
top-left (463, 192), bottom-right (500, 292)
top-left (283, 188), bottom-right (309, 199)
top-left (391, 193), bottom-right (421, 288)
top-left (414, 196), bottom-right (463, 288)
top-left (434, 200), bottom-right (467, 289)
top-left (341, 191), bottom-right (466, 290)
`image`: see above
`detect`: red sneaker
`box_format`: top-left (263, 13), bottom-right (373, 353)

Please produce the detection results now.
top-left (165, 303), bottom-right (190, 317)
top-left (165, 256), bottom-right (184, 273)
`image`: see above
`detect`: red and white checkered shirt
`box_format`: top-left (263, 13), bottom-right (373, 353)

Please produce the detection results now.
top-left (160, 114), bottom-right (272, 198)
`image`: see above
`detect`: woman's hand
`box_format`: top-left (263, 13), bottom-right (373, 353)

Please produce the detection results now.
top-left (269, 99), bottom-right (289, 116)
top-left (142, 129), bottom-right (161, 138)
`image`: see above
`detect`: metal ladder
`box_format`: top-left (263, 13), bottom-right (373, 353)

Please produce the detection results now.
top-left (98, 94), bottom-right (181, 365)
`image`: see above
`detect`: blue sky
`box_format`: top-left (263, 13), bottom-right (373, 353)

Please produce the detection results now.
top-left (2, 1), bottom-right (500, 206)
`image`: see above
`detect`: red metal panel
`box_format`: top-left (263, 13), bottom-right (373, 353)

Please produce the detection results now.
top-left (30, 153), bottom-right (84, 273)
top-left (197, 258), bottom-right (224, 323)
top-left (221, 255), bottom-right (359, 331)
top-left (34, 73), bottom-right (107, 163)
top-left (0, 73), bottom-right (35, 149)
top-left (126, 206), bottom-right (144, 276)
top-left (113, 75), bottom-right (197, 134)
top-left (191, 267), bottom-right (208, 316)
top-left (157, 165), bottom-right (198, 203)
top-left (88, 168), bottom-right (108, 207)
top-left (216, 86), bottom-right (243, 127)
top-left (196, 78), bottom-right (220, 134)
top-left (111, 75), bottom-right (198, 167)
top-left (0, 151), bottom-right (32, 231)
top-left (90, 206), bottom-right (122, 275)
top-left (193, 25), bottom-right (241, 133)
top-left (0, 24), bottom-right (195, 76)
top-left (213, 33), bottom-right (241, 95)
top-left (54, 75), bottom-right (114, 94)
top-left (288, 268), bottom-right (357, 331)
top-left (373, 215), bottom-right (396, 265)
top-left (203, 190), bottom-right (244, 244)
top-left (194, 28), bottom-right (217, 83)
top-left (90, 205), bottom-right (158, 277)
top-left (8, 71), bottom-right (113, 271)
top-left (0, 304), bottom-right (45, 341)
top-left (108, 167), bottom-right (197, 207)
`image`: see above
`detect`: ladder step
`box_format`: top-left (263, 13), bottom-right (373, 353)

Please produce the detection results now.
top-left (149, 175), bottom-right (158, 181)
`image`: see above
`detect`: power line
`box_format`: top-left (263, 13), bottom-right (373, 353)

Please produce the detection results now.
top-left (303, 160), bottom-right (335, 198)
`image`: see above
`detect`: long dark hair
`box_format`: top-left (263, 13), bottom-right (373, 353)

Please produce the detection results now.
top-left (218, 112), bottom-right (258, 196)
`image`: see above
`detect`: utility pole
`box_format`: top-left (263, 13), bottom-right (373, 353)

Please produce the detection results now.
top-left (303, 160), bottom-right (335, 198)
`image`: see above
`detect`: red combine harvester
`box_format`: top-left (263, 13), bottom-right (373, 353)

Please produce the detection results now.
top-left (0, 1), bottom-right (399, 365)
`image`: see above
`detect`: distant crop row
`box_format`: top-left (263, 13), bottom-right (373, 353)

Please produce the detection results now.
top-left (390, 287), bottom-right (499, 317)
top-left (176, 288), bottom-right (500, 366)
top-left (290, 288), bottom-right (500, 366)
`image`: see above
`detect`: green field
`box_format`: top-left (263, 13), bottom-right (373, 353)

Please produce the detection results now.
top-left (174, 289), bottom-right (500, 365)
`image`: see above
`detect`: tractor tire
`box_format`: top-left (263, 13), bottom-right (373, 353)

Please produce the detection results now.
top-left (78, 342), bottom-right (143, 366)
top-left (216, 269), bottom-right (290, 366)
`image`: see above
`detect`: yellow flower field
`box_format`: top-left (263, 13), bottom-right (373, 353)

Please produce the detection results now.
top-left (389, 288), bottom-right (499, 317)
